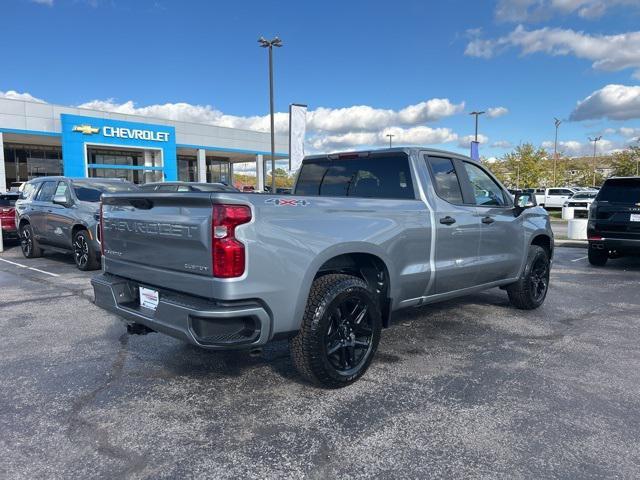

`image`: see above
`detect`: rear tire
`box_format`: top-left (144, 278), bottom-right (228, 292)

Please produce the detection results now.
top-left (20, 223), bottom-right (42, 258)
top-left (73, 230), bottom-right (100, 271)
top-left (588, 247), bottom-right (608, 266)
top-left (506, 245), bottom-right (550, 310)
top-left (290, 274), bottom-right (382, 388)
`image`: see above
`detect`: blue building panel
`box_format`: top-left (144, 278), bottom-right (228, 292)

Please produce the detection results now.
top-left (60, 114), bottom-right (177, 180)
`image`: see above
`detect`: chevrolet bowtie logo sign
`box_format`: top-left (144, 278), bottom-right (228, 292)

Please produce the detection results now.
top-left (72, 124), bottom-right (100, 135)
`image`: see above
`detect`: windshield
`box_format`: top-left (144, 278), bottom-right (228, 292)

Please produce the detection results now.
top-left (572, 192), bottom-right (596, 200)
top-left (191, 183), bottom-right (239, 192)
top-left (597, 178), bottom-right (640, 204)
top-left (0, 194), bottom-right (18, 207)
top-left (72, 181), bottom-right (138, 202)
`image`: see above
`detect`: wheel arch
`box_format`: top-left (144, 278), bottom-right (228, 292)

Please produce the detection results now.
top-left (530, 233), bottom-right (553, 260)
top-left (294, 244), bottom-right (395, 330)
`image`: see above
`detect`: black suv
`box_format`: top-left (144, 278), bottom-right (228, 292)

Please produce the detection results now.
top-left (14, 177), bottom-right (137, 270)
top-left (587, 177), bottom-right (640, 266)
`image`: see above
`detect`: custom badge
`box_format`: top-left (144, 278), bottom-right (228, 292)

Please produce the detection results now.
top-left (265, 198), bottom-right (309, 207)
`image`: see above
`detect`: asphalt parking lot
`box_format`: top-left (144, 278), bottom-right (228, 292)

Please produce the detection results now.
top-left (1, 241), bottom-right (639, 479)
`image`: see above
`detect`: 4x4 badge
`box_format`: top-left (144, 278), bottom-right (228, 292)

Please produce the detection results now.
top-left (265, 198), bottom-right (309, 207)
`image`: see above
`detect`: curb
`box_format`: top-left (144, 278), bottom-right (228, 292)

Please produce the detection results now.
top-left (555, 239), bottom-right (588, 249)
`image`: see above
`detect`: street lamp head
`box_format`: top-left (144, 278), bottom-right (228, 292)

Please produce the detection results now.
top-left (258, 37), bottom-right (270, 47)
top-left (272, 36), bottom-right (283, 47)
top-left (470, 111), bottom-right (485, 116)
top-left (554, 117), bottom-right (562, 127)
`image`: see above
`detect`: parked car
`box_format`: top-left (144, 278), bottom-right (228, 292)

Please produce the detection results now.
top-left (563, 191), bottom-right (598, 218)
top-left (92, 147), bottom-right (553, 388)
top-left (9, 182), bottom-right (26, 193)
top-left (587, 177), bottom-right (640, 266)
top-left (15, 177), bottom-right (138, 270)
top-left (139, 181), bottom-right (239, 193)
top-left (523, 188), bottom-right (546, 205)
top-left (539, 187), bottom-right (578, 208)
top-left (0, 192), bottom-right (19, 240)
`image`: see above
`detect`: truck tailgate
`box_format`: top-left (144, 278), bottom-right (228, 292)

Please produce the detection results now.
top-left (101, 193), bottom-right (213, 277)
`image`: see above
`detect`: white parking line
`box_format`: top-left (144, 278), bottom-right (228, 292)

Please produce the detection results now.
top-left (571, 255), bottom-right (588, 262)
top-left (0, 257), bottom-right (60, 277)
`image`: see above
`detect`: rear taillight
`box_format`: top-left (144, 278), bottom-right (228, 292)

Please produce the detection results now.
top-left (99, 202), bottom-right (104, 255)
top-left (212, 204), bottom-right (251, 278)
top-left (588, 234), bottom-right (603, 241)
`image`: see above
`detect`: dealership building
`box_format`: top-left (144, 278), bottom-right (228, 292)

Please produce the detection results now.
top-left (0, 97), bottom-right (289, 192)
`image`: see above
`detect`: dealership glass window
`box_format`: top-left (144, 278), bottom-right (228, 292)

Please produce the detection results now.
top-left (87, 148), bottom-right (162, 168)
top-left (206, 156), bottom-right (230, 184)
top-left (3, 144), bottom-right (63, 189)
top-left (88, 168), bottom-right (163, 184)
top-left (178, 155), bottom-right (198, 182)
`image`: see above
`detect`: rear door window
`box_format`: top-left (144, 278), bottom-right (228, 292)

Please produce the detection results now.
top-left (426, 156), bottom-right (464, 204)
top-left (35, 181), bottom-right (58, 202)
top-left (295, 155), bottom-right (414, 199)
top-left (597, 179), bottom-right (640, 204)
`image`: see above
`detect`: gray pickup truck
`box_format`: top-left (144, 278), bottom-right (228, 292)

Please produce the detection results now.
top-left (92, 148), bottom-right (553, 388)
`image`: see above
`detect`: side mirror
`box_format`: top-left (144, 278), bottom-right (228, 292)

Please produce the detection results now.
top-left (52, 194), bottom-right (70, 207)
top-left (514, 192), bottom-right (536, 214)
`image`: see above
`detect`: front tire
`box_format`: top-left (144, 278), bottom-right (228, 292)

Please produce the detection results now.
top-left (506, 245), bottom-right (550, 310)
top-left (20, 223), bottom-right (42, 258)
top-left (588, 247), bottom-right (608, 266)
top-left (290, 274), bottom-right (382, 388)
top-left (73, 230), bottom-right (100, 271)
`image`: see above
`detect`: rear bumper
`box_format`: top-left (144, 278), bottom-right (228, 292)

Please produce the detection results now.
top-left (1, 224), bottom-right (18, 238)
top-left (91, 273), bottom-right (272, 350)
top-left (589, 238), bottom-right (640, 254)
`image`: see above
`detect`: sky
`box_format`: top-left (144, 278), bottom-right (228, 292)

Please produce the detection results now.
top-left (2, 0), bottom-right (640, 167)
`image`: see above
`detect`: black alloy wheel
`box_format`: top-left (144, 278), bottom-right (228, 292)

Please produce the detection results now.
top-left (20, 224), bottom-right (42, 258)
top-left (324, 295), bottom-right (375, 376)
top-left (529, 255), bottom-right (550, 303)
top-left (74, 233), bottom-right (90, 269)
top-left (290, 274), bottom-right (382, 388)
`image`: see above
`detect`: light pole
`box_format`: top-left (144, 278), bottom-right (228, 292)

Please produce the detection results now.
top-left (386, 134), bottom-right (395, 148)
top-left (588, 135), bottom-right (602, 187)
top-left (635, 137), bottom-right (640, 176)
top-left (553, 118), bottom-right (561, 186)
top-left (258, 35), bottom-right (283, 193)
top-left (469, 111), bottom-right (485, 142)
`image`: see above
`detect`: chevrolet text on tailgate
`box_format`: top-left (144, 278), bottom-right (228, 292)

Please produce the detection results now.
top-left (92, 148), bottom-right (553, 388)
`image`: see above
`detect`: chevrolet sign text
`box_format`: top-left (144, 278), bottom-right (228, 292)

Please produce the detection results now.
top-left (103, 126), bottom-right (170, 142)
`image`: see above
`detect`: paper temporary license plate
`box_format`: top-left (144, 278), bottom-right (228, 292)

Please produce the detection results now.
top-left (631, 214), bottom-right (640, 222)
top-left (139, 286), bottom-right (159, 310)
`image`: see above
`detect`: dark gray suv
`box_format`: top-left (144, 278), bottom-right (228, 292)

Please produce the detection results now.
top-left (15, 177), bottom-right (137, 270)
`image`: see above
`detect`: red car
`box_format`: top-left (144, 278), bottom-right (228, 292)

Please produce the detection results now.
top-left (0, 193), bottom-right (19, 240)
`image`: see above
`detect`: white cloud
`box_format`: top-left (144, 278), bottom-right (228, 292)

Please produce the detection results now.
top-left (541, 138), bottom-right (618, 156)
top-left (457, 134), bottom-right (489, 148)
top-left (305, 98), bottom-right (464, 133)
top-left (31, 0), bottom-right (54, 5)
top-left (465, 26), bottom-right (640, 79)
top-left (487, 106), bottom-right (509, 118)
top-left (570, 84), bottom-right (640, 121)
top-left (619, 127), bottom-right (640, 139)
top-left (492, 140), bottom-right (513, 148)
top-left (77, 97), bottom-right (464, 135)
top-left (310, 126), bottom-right (459, 152)
top-left (494, 0), bottom-right (638, 22)
top-left (0, 90), bottom-right (46, 103)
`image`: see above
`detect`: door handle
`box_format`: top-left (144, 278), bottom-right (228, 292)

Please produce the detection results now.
top-left (439, 216), bottom-right (456, 225)
top-left (482, 216), bottom-right (495, 224)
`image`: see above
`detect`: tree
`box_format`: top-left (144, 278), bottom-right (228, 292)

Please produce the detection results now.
top-left (611, 147), bottom-right (640, 177)
top-left (484, 143), bottom-right (549, 189)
